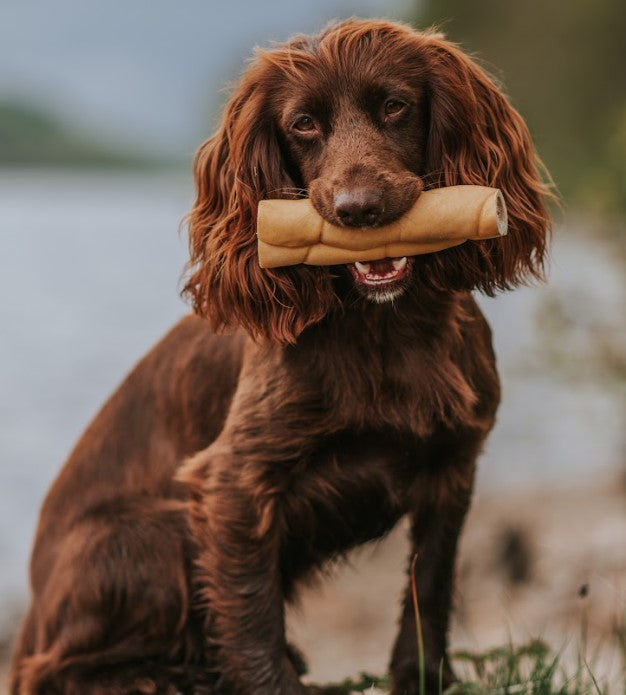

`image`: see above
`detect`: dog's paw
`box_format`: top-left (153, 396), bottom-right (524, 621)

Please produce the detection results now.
top-left (286, 641), bottom-right (309, 676)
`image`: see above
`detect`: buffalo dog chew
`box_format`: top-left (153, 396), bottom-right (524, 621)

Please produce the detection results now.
top-left (257, 185), bottom-right (508, 268)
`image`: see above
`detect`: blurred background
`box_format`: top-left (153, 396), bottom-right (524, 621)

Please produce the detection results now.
top-left (1, 0), bottom-right (624, 691)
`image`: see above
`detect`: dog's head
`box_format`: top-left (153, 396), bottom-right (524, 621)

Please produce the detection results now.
top-left (185, 19), bottom-right (553, 343)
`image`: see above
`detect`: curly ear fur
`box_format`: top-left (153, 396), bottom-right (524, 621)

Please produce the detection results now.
top-left (183, 62), bottom-right (336, 345)
top-left (415, 31), bottom-right (554, 293)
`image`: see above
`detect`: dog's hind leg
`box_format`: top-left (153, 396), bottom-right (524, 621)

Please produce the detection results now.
top-left (10, 500), bottom-right (204, 695)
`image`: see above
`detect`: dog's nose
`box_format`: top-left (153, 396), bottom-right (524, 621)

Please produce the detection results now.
top-left (334, 188), bottom-right (383, 227)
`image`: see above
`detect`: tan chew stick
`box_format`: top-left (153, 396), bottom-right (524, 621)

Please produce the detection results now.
top-left (257, 185), bottom-right (507, 268)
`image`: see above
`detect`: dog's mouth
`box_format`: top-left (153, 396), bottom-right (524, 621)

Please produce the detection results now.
top-left (348, 256), bottom-right (411, 284)
top-left (346, 256), bottom-right (414, 302)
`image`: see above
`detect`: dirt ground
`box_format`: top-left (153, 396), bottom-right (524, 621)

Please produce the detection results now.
top-left (286, 472), bottom-right (626, 691)
top-left (2, 473), bottom-right (624, 694)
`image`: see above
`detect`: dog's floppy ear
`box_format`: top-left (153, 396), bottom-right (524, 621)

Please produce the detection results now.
top-left (418, 32), bottom-right (554, 293)
top-left (184, 58), bottom-right (335, 344)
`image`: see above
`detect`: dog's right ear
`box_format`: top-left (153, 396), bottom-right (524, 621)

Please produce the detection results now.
top-left (184, 55), bottom-right (335, 345)
top-left (415, 31), bottom-right (555, 294)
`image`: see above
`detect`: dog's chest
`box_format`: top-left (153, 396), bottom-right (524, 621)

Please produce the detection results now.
top-left (320, 339), bottom-right (469, 438)
top-left (280, 427), bottom-right (421, 581)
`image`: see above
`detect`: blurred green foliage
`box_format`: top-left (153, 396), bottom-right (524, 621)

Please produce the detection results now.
top-left (0, 100), bottom-right (165, 168)
top-left (415, 0), bottom-right (626, 218)
top-left (319, 640), bottom-right (622, 694)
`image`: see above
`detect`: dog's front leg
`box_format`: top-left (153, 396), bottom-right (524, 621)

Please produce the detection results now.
top-left (184, 438), bottom-right (306, 695)
top-left (181, 344), bottom-right (328, 695)
top-left (389, 432), bottom-right (484, 695)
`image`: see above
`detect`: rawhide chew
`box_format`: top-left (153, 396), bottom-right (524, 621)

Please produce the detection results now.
top-left (257, 185), bottom-right (507, 268)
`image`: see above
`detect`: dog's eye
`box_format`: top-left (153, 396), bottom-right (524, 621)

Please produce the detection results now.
top-left (292, 115), bottom-right (317, 134)
top-left (384, 99), bottom-right (406, 118)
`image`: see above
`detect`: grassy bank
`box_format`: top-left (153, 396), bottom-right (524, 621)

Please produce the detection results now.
top-left (322, 638), bottom-right (625, 694)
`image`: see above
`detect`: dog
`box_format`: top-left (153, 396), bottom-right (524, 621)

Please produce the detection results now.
top-left (9, 18), bottom-right (552, 695)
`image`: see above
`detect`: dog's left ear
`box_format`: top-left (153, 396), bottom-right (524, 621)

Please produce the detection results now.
top-left (184, 58), bottom-right (335, 345)
top-left (418, 33), bottom-right (554, 293)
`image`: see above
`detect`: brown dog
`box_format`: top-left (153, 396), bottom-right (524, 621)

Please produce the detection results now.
top-left (9, 19), bottom-right (551, 695)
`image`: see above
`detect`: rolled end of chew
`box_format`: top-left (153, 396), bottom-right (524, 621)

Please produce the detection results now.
top-left (477, 189), bottom-right (508, 238)
top-left (494, 189), bottom-right (508, 236)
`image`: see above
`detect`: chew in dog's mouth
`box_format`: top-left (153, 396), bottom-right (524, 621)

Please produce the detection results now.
top-left (347, 256), bottom-right (413, 286)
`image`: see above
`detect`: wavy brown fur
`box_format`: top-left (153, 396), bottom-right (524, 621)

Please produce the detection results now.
top-left (10, 18), bottom-right (551, 695)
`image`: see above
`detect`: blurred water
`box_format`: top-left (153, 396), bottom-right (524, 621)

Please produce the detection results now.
top-left (0, 170), bottom-right (623, 628)
top-left (0, 169), bottom-right (192, 628)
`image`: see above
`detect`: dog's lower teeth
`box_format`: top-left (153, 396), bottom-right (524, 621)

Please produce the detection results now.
top-left (355, 261), bottom-right (371, 274)
top-left (392, 257), bottom-right (407, 270)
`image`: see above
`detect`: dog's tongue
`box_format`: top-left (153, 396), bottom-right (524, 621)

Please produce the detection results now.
top-left (364, 259), bottom-right (394, 277)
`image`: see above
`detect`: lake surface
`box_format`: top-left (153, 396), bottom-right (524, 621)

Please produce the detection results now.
top-left (1, 169), bottom-right (623, 628)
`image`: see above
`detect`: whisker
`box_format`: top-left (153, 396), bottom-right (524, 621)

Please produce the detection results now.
top-left (266, 187), bottom-right (309, 199)
top-left (420, 168), bottom-right (505, 190)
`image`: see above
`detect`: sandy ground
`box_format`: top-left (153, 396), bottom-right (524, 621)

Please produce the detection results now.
top-left (2, 474), bottom-right (624, 694)
top-left (286, 473), bottom-right (626, 691)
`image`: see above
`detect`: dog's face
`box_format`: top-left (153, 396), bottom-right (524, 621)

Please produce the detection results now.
top-left (275, 51), bottom-right (427, 303)
top-left (185, 20), bottom-right (551, 343)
